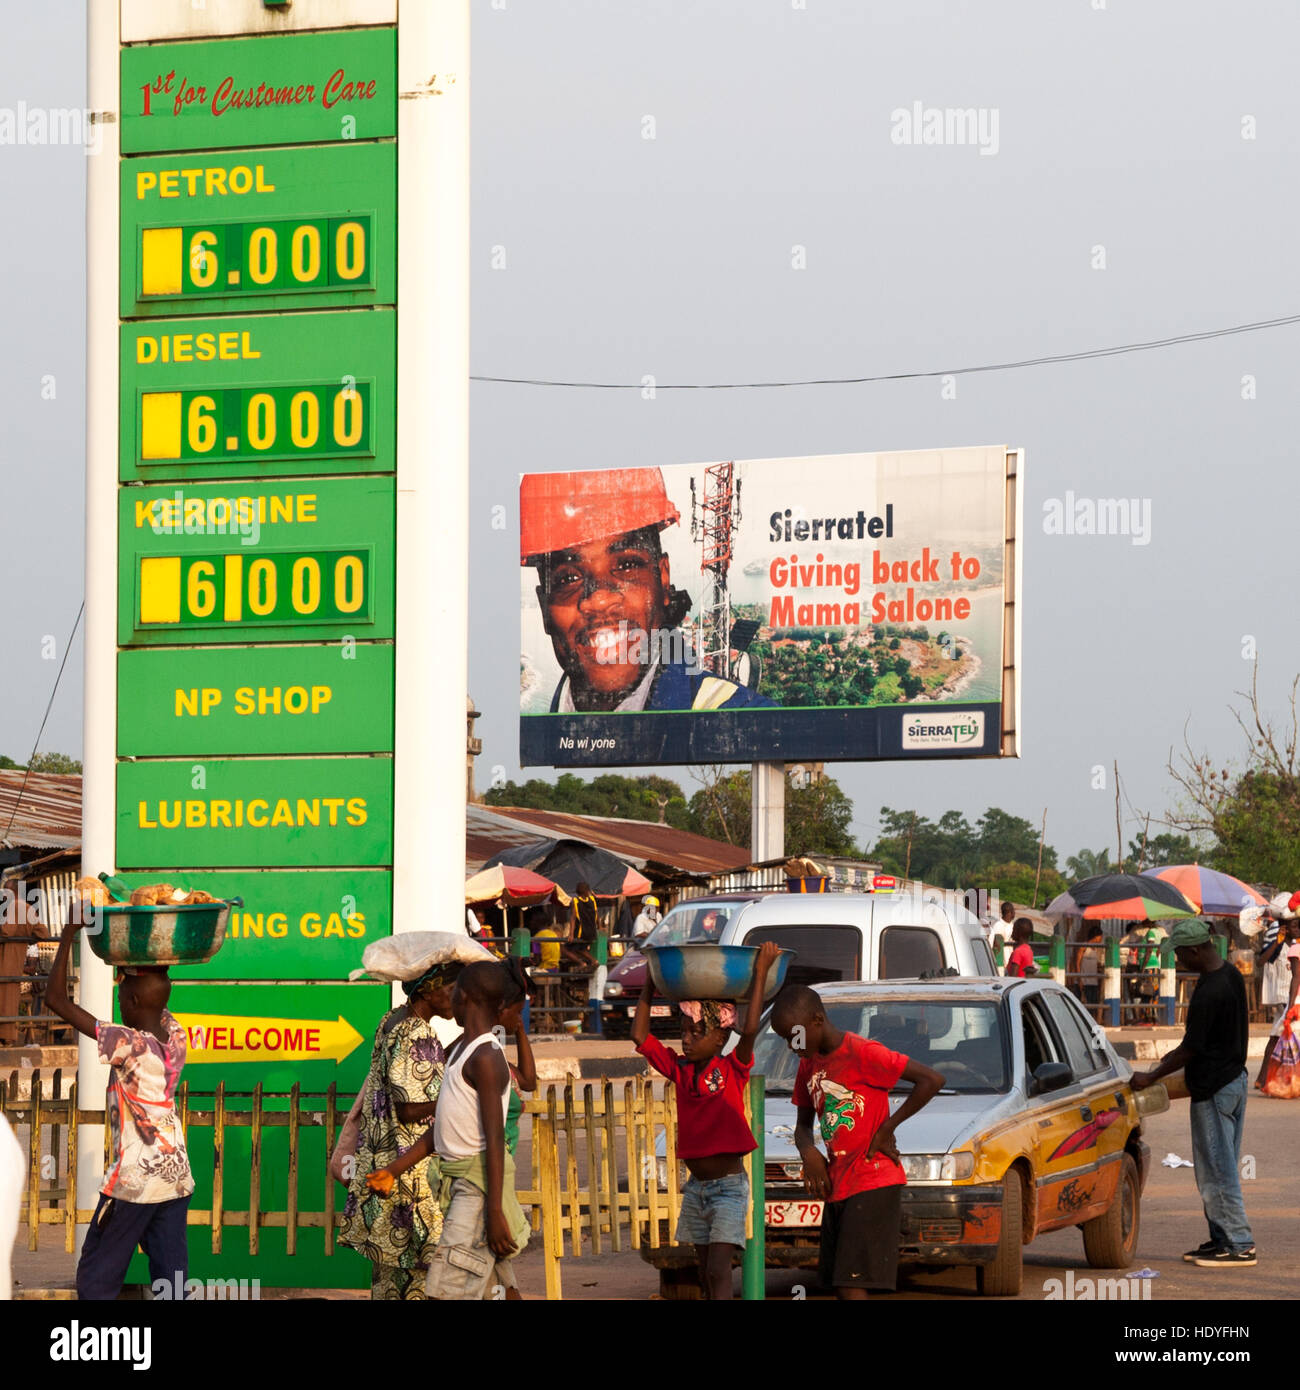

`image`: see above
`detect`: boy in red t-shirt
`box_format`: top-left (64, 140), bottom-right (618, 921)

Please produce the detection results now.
top-left (632, 940), bottom-right (781, 1299)
top-left (771, 984), bottom-right (944, 1300)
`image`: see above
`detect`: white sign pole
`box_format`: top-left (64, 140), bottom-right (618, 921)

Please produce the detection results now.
top-left (76, 0), bottom-right (121, 1238)
top-left (391, 0), bottom-right (471, 980)
top-left (750, 762), bottom-right (785, 864)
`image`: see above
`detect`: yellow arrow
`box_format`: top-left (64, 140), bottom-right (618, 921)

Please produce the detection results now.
top-left (173, 1013), bottom-right (365, 1066)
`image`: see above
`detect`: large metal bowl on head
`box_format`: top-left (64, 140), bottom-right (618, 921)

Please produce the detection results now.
top-left (641, 943), bottom-right (794, 1003)
top-left (83, 898), bottom-right (241, 967)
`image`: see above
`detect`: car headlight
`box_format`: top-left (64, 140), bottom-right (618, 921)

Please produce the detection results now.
top-left (900, 1152), bottom-right (975, 1182)
top-left (604, 981), bottom-right (624, 998)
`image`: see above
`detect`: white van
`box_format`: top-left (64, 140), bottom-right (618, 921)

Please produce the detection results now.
top-left (641, 888), bottom-right (996, 986)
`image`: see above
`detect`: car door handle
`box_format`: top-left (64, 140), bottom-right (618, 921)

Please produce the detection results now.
top-left (1080, 1105), bottom-right (1094, 1123)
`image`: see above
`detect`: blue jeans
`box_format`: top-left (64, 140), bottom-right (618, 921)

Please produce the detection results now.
top-left (1189, 1070), bottom-right (1254, 1253)
top-left (675, 1172), bottom-right (749, 1247)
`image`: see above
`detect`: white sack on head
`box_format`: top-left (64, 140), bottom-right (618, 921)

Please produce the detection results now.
top-left (349, 931), bottom-right (495, 982)
top-left (1239, 904), bottom-right (1266, 937)
top-left (1268, 892), bottom-right (1296, 921)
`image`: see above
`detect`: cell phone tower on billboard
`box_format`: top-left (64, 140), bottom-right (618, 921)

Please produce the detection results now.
top-left (690, 461), bottom-right (742, 677)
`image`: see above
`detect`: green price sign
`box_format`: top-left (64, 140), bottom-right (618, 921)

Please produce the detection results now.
top-left (139, 381), bottom-right (373, 467)
top-left (140, 214), bottom-right (374, 302)
top-left (120, 308), bottom-right (395, 482)
top-left (136, 547), bottom-right (374, 630)
top-left (118, 477), bottom-right (395, 645)
top-left (116, 756), bottom-right (394, 869)
top-left (121, 142), bottom-right (395, 317)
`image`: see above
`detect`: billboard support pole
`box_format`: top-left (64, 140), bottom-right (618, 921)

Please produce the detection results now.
top-left (750, 762), bottom-right (785, 864)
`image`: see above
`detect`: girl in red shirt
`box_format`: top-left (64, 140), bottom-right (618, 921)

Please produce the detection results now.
top-left (1005, 918), bottom-right (1038, 978)
top-left (632, 940), bottom-right (781, 1299)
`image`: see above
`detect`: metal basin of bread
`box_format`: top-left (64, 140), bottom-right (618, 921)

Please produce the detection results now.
top-left (83, 899), bottom-right (241, 966)
top-left (641, 943), bottom-right (794, 1002)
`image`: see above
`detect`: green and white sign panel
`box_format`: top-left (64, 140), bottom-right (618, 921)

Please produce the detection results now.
top-left (91, 9), bottom-right (453, 1291)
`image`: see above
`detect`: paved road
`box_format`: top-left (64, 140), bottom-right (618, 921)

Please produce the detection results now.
top-left (509, 1090), bottom-right (1299, 1300)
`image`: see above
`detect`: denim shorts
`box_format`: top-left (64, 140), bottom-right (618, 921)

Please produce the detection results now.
top-left (674, 1171), bottom-right (749, 1248)
top-left (425, 1178), bottom-right (522, 1301)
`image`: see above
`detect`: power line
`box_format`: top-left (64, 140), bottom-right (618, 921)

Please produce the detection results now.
top-left (471, 310), bottom-right (1300, 390)
top-left (1, 602), bottom-right (84, 846)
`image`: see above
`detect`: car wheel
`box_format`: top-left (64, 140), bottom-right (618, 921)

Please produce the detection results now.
top-left (1082, 1153), bottom-right (1140, 1269)
top-left (976, 1167), bottom-right (1024, 1296)
top-left (658, 1266), bottom-right (704, 1300)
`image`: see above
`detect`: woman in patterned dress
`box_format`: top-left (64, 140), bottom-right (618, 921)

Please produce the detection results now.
top-left (339, 961), bottom-right (461, 1298)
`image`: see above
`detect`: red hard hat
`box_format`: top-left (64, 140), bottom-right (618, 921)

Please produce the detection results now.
top-left (520, 469), bottom-right (680, 564)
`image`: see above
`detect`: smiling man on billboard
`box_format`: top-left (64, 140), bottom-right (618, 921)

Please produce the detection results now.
top-left (521, 468), bottom-right (774, 714)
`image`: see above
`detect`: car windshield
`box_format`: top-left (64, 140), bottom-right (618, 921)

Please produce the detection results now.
top-left (753, 999), bottom-right (1008, 1096)
top-left (645, 902), bottom-right (743, 947)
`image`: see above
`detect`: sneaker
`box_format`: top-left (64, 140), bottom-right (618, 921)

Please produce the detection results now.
top-left (1193, 1247), bottom-right (1257, 1268)
top-left (1183, 1241), bottom-right (1219, 1262)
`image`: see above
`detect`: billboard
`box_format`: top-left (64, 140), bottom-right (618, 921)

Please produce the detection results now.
top-left (519, 445), bottom-right (1021, 767)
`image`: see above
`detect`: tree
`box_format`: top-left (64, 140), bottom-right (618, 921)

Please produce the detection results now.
top-left (0, 755), bottom-right (23, 770)
top-left (788, 777), bottom-right (858, 856)
top-left (870, 806), bottom-right (1065, 892)
top-left (1065, 848), bottom-right (1112, 881)
top-left (483, 772), bottom-right (691, 828)
top-left (977, 808), bottom-right (1056, 870)
top-left (687, 768), bottom-right (751, 846)
top-left (983, 860), bottom-right (1067, 909)
top-left (1163, 665), bottom-right (1300, 886)
top-left (27, 752), bottom-right (80, 774)
top-left (1127, 830), bottom-right (1198, 870)
top-left (686, 769), bottom-right (860, 855)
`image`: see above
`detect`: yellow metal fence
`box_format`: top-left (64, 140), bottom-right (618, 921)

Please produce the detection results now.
top-left (2, 1069), bottom-right (735, 1299)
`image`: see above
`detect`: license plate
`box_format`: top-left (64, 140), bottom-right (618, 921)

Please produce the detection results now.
top-left (765, 1200), bottom-right (823, 1228)
top-left (627, 1004), bottom-right (672, 1018)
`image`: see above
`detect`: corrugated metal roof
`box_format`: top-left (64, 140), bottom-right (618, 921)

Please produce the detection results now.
top-left (470, 804), bottom-right (751, 877)
top-left (0, 771), bottom-right (82, 851)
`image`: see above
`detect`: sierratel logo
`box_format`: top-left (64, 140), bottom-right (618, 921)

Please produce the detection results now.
top-left (902, 711), bottom-right (985, 749)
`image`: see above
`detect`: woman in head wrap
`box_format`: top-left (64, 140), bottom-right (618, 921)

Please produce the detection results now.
top-left (338, 959), bottom-right (463, 1298)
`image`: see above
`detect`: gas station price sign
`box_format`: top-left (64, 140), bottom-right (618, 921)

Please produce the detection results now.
top-left (121, 309), bottom-right (395, 482)
top-left (118, 477), bottom-right (395, 645)
top-left (137, 547), bottom-right (374, 630)
top-left (121, 143), bottom-right (395, 318)
top-left (140, 213), bottom-right (374, 300)
top-left (141, 381), bottom-right (373, 466)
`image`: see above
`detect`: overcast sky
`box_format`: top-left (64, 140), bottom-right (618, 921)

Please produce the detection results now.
top-left (2, 0), bottom-right (1298, 867)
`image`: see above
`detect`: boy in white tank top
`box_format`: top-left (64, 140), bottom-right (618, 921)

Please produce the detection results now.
top-left (369, 960), bottom-right (530, 1299)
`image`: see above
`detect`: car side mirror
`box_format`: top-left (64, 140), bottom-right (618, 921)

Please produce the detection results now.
top-left (1032, 1061), bottom-right (1072, 1095)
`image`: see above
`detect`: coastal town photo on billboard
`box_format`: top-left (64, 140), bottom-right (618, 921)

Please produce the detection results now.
top-left (520, 446), bottom-right (1021, 769)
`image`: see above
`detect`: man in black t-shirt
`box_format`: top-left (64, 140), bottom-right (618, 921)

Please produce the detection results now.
top-left (1133, 919), bottom-right (1255, 1268)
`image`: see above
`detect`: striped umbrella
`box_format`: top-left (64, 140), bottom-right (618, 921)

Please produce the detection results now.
top-left (1145, 864), bottom-right (1265, 917)
top-left (1045, 873), bottom-right (1197, 921)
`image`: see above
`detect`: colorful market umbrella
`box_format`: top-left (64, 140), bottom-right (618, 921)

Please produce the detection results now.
top-left (464, 864), bottom-right (567, 908)
top-left (1044, 873), bottom-right (1197, 922)
top-left (482, 837), bottom-right (650, 898)
top-left (1145, 864), bottom-right (1265, 917)
top-left (621, 865), bottom-right (653, 897)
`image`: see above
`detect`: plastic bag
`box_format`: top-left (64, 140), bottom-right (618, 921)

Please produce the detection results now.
top-left (1264, 1012), bottom-right (1300, 1098)
top-left (349, 930), bottom-right (494, 983)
